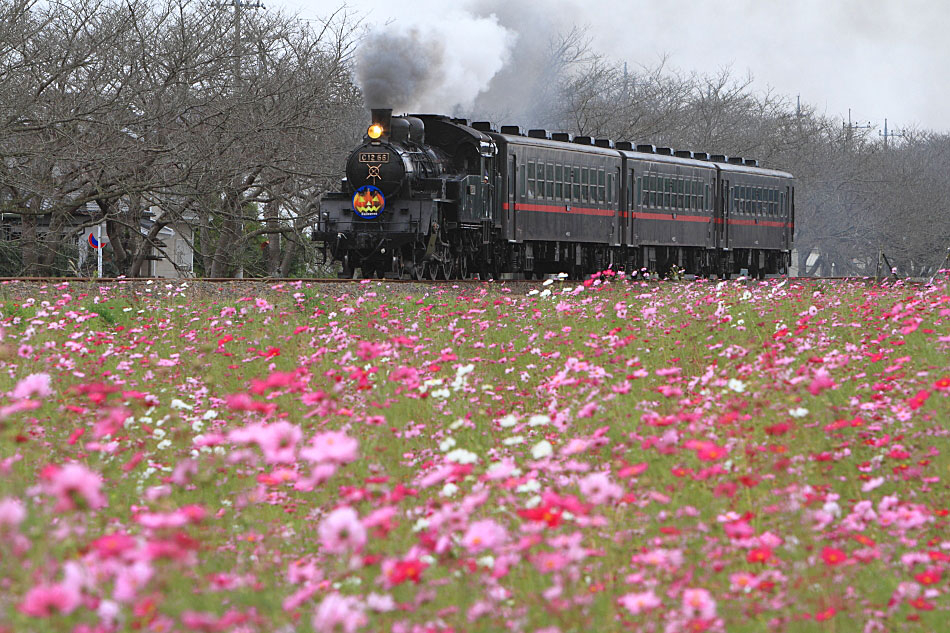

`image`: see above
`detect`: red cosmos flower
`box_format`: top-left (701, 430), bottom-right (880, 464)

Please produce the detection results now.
top-left (814, 606), bottom-right (836, 621)
top-left (907, 390), bottom-right (931, 411)
top-left (914, 567), bottom-right (941, 586)
top-left (387, 559), bottom-right (428, 585)
top-left (933, 376), bottom-right (950, 392)
top-left (821, 547), bottom-right (847, 566)
top-left (747, 547), bottom-right (772, 564)
top-left (909, 597), bottom-right (936, 611)
top-left (852, 534), bottom-right (876, 547)
top-left (517, 504), bottom-right (563, 527)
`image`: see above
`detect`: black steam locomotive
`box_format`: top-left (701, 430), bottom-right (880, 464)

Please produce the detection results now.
top-left (313, 108), bottom-right (794, 279)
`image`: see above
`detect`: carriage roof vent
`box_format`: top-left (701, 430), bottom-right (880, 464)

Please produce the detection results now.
top-left (573, 135), bottom-right (593, 145)
top-left (693, 152), bottom-right (710, 161)
top-left (674, 150), bottom-right (693, 158)
top-left (636, 144), bottom-right (656, 153)
top-left (744, 158), bottom-right (759, 167)
top-left (655, 147), bottom-right (673, 156)
top-left (500, 125), bottom-right (524, 136)
top-left (615, 141), bottom-right (634, 151)
top-left (727, 156), bottom-right (744, 164)
top-left (528, 129), bottom-right (550, 139)
top-left (471, 121), bottom-right (497, 132)
top-left (710, 154), bottom-right (726, 162)
top-left (551, 132), bottom-right (572, 142)
top-left (594, 138), bottom-right (614, 148)
top-left (450, 117), bottom-right (471, 126)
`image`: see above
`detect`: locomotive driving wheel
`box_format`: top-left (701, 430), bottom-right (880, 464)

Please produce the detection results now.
top-left (440, 257), bottom-right (455, 280)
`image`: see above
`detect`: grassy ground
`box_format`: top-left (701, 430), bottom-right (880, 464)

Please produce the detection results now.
top-left (0, 274), bottom-right (948, 633)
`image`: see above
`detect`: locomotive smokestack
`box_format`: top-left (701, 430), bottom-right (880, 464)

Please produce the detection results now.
top-left (370, 109), bottom-right (393, 140)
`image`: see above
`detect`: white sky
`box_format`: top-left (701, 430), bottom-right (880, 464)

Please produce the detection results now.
top-left (277, 0), bottom-right (950, 133)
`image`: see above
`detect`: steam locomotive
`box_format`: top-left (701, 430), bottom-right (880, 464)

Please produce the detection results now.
top-left (313, 108), bottom-right (794, 279)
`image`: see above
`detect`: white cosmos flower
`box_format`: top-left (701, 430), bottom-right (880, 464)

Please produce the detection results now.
top-left (497, 415), bottom-right (518, 428)
top-left (439, 437), bottom-right (457, 451)
top-left (445, 448), bottom-right (479, 464)
top-left (789, 407), bottom-right (809, 418)
top-left (727, 378), bottom-right (746, 393)
top-left (440, 483), bottom-right (458, 497)
top-left (531, 440), bottom-right (553, 459)
top-left (517, 480), bottom-right (541, 494)
top-left (503, 436), bottom-right (524, 446)
top-left (528, 414), bottom-right (550, 427)
top-left (170, 398), bottom-right (193, 410)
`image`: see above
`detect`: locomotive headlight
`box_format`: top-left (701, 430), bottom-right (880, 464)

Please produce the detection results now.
top-left (367, 123), bottom-right (383, 139)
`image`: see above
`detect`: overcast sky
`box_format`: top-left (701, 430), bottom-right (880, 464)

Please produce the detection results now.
top-left (277, 0), bottom-right (950, 132)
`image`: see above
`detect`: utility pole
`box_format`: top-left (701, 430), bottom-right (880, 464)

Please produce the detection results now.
top-left (212, 0), bottom-right (261, 278)
top-left (213, 0), bottom-right (263, 89)
top-left (843, 108), bottom-right (871, 146)
top-left (880, 117), bottom-right (905, 148)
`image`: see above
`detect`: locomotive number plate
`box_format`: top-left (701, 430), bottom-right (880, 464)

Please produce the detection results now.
top-left (359, 152), bottom-right (389, 163)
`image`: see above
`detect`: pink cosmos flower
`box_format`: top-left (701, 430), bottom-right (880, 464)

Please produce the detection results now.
top-left (19, 582), bottom-right (81, 617)
top-left (461, 519), bottom-right (508, 554)
top-left (808, 369), bottom-right (835, 396)
top-left (312, 593), bottom-right (367, 633)
top-left (729, 572), bottom-right (759, 592)
top-left (578, 472), bottom-right (622, 505)
top-left (300, 431), bottom-right (359, 465)
top-left (318, 507), bottom-right (367, 554)
top-left (0, 497), bottom-right (26, 529)
top-left (682, 587), bottom-right (717, 620)
top-left (619, 590), bottom-right (661, 614)
top-left (533, 551), bottom-right (568, 573)
top-left (11, 373), bottom-right (52, 400)
top-left (256, 421), bottom-right (302, 464)
top-left (45, 463), bottom-right (107, 511)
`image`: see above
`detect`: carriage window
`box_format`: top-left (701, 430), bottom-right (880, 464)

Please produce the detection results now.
top-left (780, 191), bottom-right (785, 216)
top-left (527, 161), bottom-right (535, 198)
top-left (607, 172), bottom-right (614, 204)
top-left (572, 167), bottom-right (581, 201)
top-left (555, 165), bottom-right (563, 199)
top-left (580, 168), bottom-right (589, 202)
top-left (598, 169), bottom-right (606, 203)
top-left (705, 184), bottom-right (710, 210)
top-left (545, 164), bottom-right (554, 199)
top-left (636, 175), bottom-right (642, 207)
top-left (519, 164), bottom-right (526, 197)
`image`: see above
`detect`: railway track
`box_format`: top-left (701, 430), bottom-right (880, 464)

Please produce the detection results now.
top-left (0, 275), bottom-right (930, 284)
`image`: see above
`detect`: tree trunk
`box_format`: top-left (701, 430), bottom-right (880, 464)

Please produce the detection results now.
top-left (21, 209), bottom-right (40, 276)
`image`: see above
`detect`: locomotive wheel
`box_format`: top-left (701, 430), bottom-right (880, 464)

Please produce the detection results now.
top-left (458, 256), bottom-right (469, 280)
top-left (441, 258), bottom-right (455, 280)
top-left (424, 261), bottom-right (438, 280)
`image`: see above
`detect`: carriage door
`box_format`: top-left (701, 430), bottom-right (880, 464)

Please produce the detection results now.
top-left (716, 177), bottom-right (730, 250)
top-left (612, 166), bottom-right (622, 246)
top-left (506, 155), bottom-right (517, 242)
top-left (627, 167), bottom-right (636, 246)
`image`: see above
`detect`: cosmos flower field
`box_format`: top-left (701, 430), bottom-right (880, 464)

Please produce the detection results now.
top-left (1, 274), bottom-right (949, 633)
